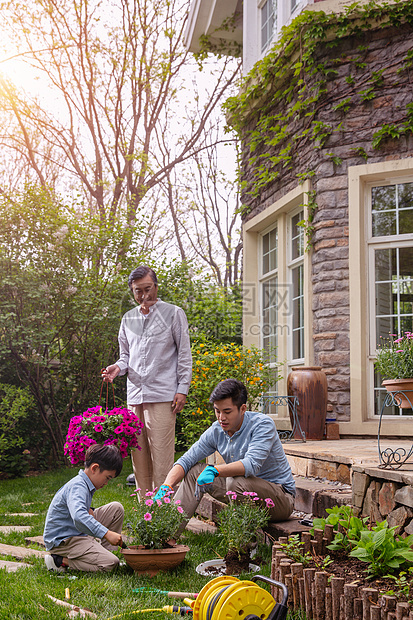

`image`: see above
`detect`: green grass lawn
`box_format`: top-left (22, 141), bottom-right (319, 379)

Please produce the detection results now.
top-left (0, 459), bottom-right (272, 619)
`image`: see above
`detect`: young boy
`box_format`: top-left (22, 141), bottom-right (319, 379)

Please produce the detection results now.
top-left (43, 444), bottom-right (125, 572)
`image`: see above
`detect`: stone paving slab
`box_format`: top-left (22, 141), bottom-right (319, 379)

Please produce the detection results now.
top-left (186, 517), bottom-right (217, 534)
top-left (4, 513), bottom-right (39, 517)
top-left (353, 464), bottom-right (413, 484)
top-left (0, 543), bottom-right (45, 560)
top-left (0, 559), bottom-right (32, 572)
top-left (0, 526), bottom-right (31, 534)
top-left (283, 439), bottom-right (413, 466)
top-left (265, 518), bottom-right (311, 540)
top-left (25, 535), bottom-right (45, 548)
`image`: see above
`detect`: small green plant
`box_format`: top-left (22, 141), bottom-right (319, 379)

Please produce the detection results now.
top-left (382, 568), bottom-right (413, 601)
top-left (279, 534), bottom-right (312, 566)
top-left (375, 333), bottom-right (413, 380)
top-left (217, 491), bottom-right (272, 560)
top-left (350, 520), bottom-right (413, 576)
top-left (327, 152), bottom-right (343, 166)
top-left (126, 488), bottom-right (186, 549)
top-left (313, 554), bottom-right (334, 571)
top-left (312, 505), bottom-right (368, 553)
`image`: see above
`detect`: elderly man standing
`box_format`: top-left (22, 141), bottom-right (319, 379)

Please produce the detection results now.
top-left (102, 265), bottom-right (192, 497)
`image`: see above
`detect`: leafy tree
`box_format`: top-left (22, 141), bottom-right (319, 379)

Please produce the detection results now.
top-left (0, 0), bottom-right (241, 238)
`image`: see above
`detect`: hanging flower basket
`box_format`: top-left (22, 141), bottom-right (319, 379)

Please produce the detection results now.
top-left (64, 406), bottom-right (143, 465)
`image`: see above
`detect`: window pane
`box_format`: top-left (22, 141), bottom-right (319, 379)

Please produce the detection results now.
top-left (261, 0), bottom-right (276, 52)
top-left (372, 182), bottom-right (413, 237)
top-left (292, 265), bottom-right (304, 359)
top-left (262, 277), bottom-right (277, 358)
top-left (375, 247), bottom-right (413, 346)
top-left (262, 227), bottom-right (277, 274)
top-left (291, 211), bottom-right (304, 259)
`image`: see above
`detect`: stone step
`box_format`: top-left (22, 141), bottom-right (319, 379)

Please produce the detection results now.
top-left (0, 526), bottom-right (32, 534)
top-left (0, 559), bottom-right (32, 572)
top-left (295, 477), bottom-right (352, 517)
top-left (0, 543), bottom-right (46, 560)
top-left (25, 535), bottom-right (45, 548)
top-left (186, 517), bottom-right (217, 534)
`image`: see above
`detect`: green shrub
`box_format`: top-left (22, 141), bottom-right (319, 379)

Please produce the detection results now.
top-left (0, 383), bottom-right (36, 477)
top-left (179, 340), bottom-right (280, 446)
top-left (312, 505), bottom-right (368, 553)
top-left (350, 520), bottom-right (413, 576)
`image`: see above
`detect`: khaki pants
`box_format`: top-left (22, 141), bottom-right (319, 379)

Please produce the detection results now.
top-left (129, 402), bottom-right (175, 497)
top-left (174, 463), bottom-right (295, 536)
top-left (50, 501), bottom-right (124, 572)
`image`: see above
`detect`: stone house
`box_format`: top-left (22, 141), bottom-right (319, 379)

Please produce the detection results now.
top-left (185, 0), bottom-right (413, 438)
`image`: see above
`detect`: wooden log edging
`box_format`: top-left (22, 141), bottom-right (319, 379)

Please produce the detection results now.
top-left (270, 540), bottom-right (410, 620)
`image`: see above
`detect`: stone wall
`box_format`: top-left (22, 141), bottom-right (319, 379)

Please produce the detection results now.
top-left (240, 21), bottom-right (413, 422)
top-left (352, 465), bottom-right (413, 536)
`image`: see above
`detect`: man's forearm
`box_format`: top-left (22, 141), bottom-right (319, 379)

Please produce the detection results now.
top-left (214, 461), bottom-right (245, 478)
top-left (164, 463), bottom-right (186, 488)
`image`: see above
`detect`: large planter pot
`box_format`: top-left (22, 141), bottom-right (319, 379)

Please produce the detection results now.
top-left (121, 545), bottom-right (190, 576)
top-left (287, 366), bottom-right (328, 440)
top-left (382, 378), bottom-right (413, 409)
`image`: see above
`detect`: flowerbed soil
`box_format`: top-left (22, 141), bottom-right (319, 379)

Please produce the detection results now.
top-left (310, 550), bottom-right (409, 600)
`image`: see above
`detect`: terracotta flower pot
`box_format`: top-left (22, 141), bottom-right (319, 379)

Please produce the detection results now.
top-left (382, 379), bottom-right (413, 409)
top-left (287, 366), bottom-right (328, 440)
top-left (121, 544), bottom-right (190, 576)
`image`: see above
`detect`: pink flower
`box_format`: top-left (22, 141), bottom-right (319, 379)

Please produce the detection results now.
top-left (94, 424), bottom-right (103, 432)
top-left (114, 425), bottom-right (123, 434)
top-left (177, 506), bottom-right (184, 514)
top-left (156, 500), bottom-right (162, 506)
top-left (145, 491), bottom-right (154, 497)
top-left (265, 498), bottom-right (275, 508)
top-left (144, 513), bottom-right (152, 521)
top-left (145, 499), bottom-right (153, 506)
top-left (396, 350), bottom-right (404, 353)
top-left (163, 497), bottom-right (171, 504)
top-left (175, 500), bottom-right (181, 505)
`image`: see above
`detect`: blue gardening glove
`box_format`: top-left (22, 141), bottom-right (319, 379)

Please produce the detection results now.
top-left (195, 465), bottom-right (220, 500)
top-left (153, 484), bottom-right (173, 501)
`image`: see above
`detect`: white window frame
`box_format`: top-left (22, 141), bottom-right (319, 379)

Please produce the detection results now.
top-left (259, 0), bottom-right (277, 52)
top-left (348, 159), bottom-right (413, 436)
top-left (287, 208), bottom-right (305, 367)
top-left (243, 182), bottom-right (313, 401)
top-left (366, 179), bottom-right (413, 419)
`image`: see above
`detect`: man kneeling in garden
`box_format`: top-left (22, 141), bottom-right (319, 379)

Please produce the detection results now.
top-left (154, 378), bottom-right (295, 534)
top-left (43, 444), bottom-right (124, 572)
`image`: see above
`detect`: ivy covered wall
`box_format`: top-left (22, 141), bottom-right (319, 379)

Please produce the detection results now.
top-left (225, 0), bottom-right (413, 422)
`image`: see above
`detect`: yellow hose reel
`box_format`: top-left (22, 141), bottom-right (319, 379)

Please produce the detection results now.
top-left (187, 574), bottom-right (288, 620)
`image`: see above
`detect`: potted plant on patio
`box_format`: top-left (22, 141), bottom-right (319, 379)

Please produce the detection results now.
top-left (123, 488), bottom-right (189, 576)
top-left (216, 491), bottom-right (273, 575)
top-left (375, 332), bottom-right (413, 408)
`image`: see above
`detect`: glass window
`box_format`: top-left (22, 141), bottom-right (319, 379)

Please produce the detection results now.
top-left (260, 226), bottom-right (278, 365)
top-left (261, 0), bottom-right (276, 52)
top-left (262, 227), bottom-right (277, 274)
top-left (289, 211), bottom-right (304, 362)
top-left (371, 182), bottom-right (413, 416)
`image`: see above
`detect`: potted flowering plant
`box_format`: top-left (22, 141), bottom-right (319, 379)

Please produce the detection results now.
top-left (375, 332), bottom-right (413, 408)
top-left (216, 491), bottom-right (273, 574)
top-left (64, 406), bottom-right (143, 464)
top-left (122, 488), bottom-right (189, 576)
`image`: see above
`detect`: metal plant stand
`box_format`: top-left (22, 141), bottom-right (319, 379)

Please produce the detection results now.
top-left (378, 389), bottom-right (413, 469)
top-left (261, 395), bottom-right (306, 443)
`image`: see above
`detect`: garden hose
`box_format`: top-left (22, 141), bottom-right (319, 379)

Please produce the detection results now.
top-left (104, 575), bottom-right (287, 620)
top-left (189, 575), bottom-right (276, 620)
top-left (104, 606), bottom-right (192, 619)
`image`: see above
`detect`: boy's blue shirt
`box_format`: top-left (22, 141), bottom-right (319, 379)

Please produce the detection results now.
top-left (43, 469), bottom-right (108, 551)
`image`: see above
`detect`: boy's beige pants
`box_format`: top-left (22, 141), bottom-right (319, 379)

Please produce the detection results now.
top-left (49, 501), bottom-right (124, 572)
